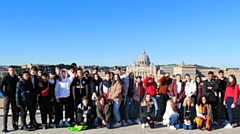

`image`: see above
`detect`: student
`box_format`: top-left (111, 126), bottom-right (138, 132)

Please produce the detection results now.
top-left (76, 96), bottom-right (94, 129)
top-left (218, 70), bottom-right (229, 126)
top-left (0, 66), bottom-right (19, 132)
top-left (94, 95), bottom-right (112, 129)
top-left (180, 97), bottom-right (196, 130)
top-left (157, 73), bottom-right (172, 120)
top-left (125, 72), bottom-right (135, 125)
top-left (37, 69), bottom-right (43, 80)
top-left (91, 73), bottom-right (103, 117)
top-left (195, 76), bottom-right (204, 101)
top-left (170, 74), bottom-right (185, 110)
top-left (16, 71), bottom-right (35, 131)
top-left (163, 96), bottom-right (180, 130)
top-left (184, 74), bottom-right (197, 104)
top-left (99, 71), bottom-right (112, 99)
top-left (108, 74), bottom-right (123, 128)
top-left (38, 73), bottom-right (55, 129)
top-left (83, 70), bottom-right (93, 105)
top-left (72, 69), bottom-right (88, 120)
top-left (203, 71), bottom-right (219, 126)
top-left (223, 74), bottom-right (239, 129)
top-left (195, 95), bottom-right (212, 131)
top-left (140, 94), bottom-right (155, 129)
top-left (55, 69), bottom-right (75, 127)
top-left (143, 76), bottom-right (158, 117)
top-left (48, 71), bottom-right (57, 128)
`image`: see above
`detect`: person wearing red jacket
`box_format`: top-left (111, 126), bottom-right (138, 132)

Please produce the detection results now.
top-left (223, 74), bottom-right (239, 129)
top-left (170, 74), bottom-right (185, 110)
top-left (144, 76), bottom-right (158, 116)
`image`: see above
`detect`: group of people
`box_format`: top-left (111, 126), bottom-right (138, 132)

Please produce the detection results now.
top-left (0, 63), bottom-right (239, 133)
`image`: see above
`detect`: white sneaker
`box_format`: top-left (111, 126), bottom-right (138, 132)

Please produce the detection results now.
top-left (145, 123), bottom-right (149, 127)
top-left (169, 126), bottom-right (176, 130)
top-left (222, 121), bottom-right (229, 126)
top-left (64, 121), bottom-right (71, 127)
top-left (122, 120), bottom-right (128, 126)
top-left (224, 123), bottom-right (233, 129)
top-left (134, 119), bottom-right (140, 124)
top-left (213, 121), bottom-right (219, 126)
top-left (42, 124), bottom-right (46, 130)
top-left (126, 119), bottom-right (133, 125)
top-left (141, 123), bottom-right (146, 128)
top-left (58, 120), bottom-right (64, 127)
top-left (113, 122), bottom-right (121, 128)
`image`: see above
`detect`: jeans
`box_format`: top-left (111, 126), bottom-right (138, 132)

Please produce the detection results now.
top-left (170, 114), bottom-right (179, 128)
top-left (151, 97), bottom-right (158, 116)
top-left (182, 123), bottom-right (193, 130)
top-left (226, 97), bottom-right (234, 125)
top-left (113, 101), bottom-right (121, 122)
top-left (94, 117), bottom-right (111, 129)
top-left (125, 97), bottom-right (134, 120)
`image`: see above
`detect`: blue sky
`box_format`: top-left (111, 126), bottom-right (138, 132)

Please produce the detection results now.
top-left (0, 0), bottom-right (239, 67)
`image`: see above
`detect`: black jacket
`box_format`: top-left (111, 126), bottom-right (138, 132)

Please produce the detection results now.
top-left (91, 79), bottom-right (103, 98)
top-left (218, 77), bottom-right (228, 93)
top-left (127, 80), bottom-right (134, 98)
top-left (140, 103), bottom-right (155, 118)
top-left (180, 105), bottom-right (196, 122)
top-left (16, 79), bottom-right (35, 106)
top-left (76, 103), bottom-right (94, 124)
top-left (0, 74), bottom-right (19, 97)
top-left (203, 79), bottom-right (219, 101)
top-left (39, 80), bottom-right (55, 101)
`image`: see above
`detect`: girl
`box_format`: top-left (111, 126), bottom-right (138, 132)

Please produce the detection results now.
top-left (140, 94), bottom-right (155, 129)
top-left (180, 97), bottom-right (196, 130)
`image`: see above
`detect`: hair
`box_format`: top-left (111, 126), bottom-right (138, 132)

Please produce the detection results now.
top-left (8, 65), bottom-right (15, 69)
top-left (22, 71), bottom-right (30, 75)
top-left (31, 66), bottom-right (38, 71)
top-left (111, 72), bottom-right (115, 76)
top-left (141, 93), bottom-right (154, 106)
top-left (84, 70), bottom-right (89, 74)
top-left (18, 74), bottom-right (22, 77)
top-left (82, 96), bottom-right (88, 101)
top-left (105, 71), bottom-right (111, 75)
top-left (61, 70), bottom-right (66, 73)
top-left (176, 74), bottom-right (181, 77)
top-left (227, 74), bottom-right (237, 88)
top-left (77, 68), bottom-right (83, 71)
top-left (169, 96), bottom-right (178, 112)
top-left (113, 74), bottom-right (122, 85)
top-left (208, 71), bottom-right (214, 75)
top-left (93, 73), bottom-right (100, 80)
top-left (93, 66), bottom-right (98, 71)
top-left (197, 95), bottom-right (209, 106)
top-left (218, 70), bottom-right (224, 74)
top-left (184, 74), bottom-right (190, 78)
top-left (69, 66), bottom-right (75, 70)
top-left (129, 72), bottom-right (134, 79)
top-left (116, 66), bottom-right (121, 71)
top-left (182, 97), bottom-right (194, 107)
top-left (195, 76), bottom-right (202, 83)
top-left (165, 72), bottom-right (170, 75)
top-left (136, 76), bottom-right (142, 79)
top-left (41, 73), bottom-right (48, 77)
top-left (55, 65), bottom-right (61, 69)
top-left (71, 63), bottom-right (77, 66)
top-left (98, 95), bottom-right (105, 102)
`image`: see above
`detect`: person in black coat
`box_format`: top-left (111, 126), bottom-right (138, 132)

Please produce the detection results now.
top-left (180, 97), bottom-right (196, 130)
top-left (0, 66), bottom-right (19, 132)
top-left (90, 73), bottom-right (102, 117)
top-left (16, 71), bottom-right (35, 131)
top-left (140, 94), bottom-right (155, 129)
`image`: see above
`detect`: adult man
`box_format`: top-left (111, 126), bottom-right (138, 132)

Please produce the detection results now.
top-left (0, 66), bottom-right (19, 132)
top-left (218, 70), bottom-right (228, 125)
top-left (16, 71), bottom-right (35, 131)
top-left (203, 71), bottom-right (219, 126)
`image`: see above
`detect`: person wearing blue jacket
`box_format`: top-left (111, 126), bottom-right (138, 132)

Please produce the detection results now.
top-left (16, 71), bottom-right (35, 131)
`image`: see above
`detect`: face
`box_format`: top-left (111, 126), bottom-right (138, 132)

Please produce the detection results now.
top-left (146, 95), bottom-right (151, 101)
top-left (100, 98), bottom-right (105, 105)
top-left (176, 75), bottom-right (181, 81)
top-left (196, 77), bottom-right (201, 83)
top-left (172, 97), bottom-right (177, 103)
top-left (41, 76), bottom-right (48, 82)
top-left (55, 67), bottom-right (61, 75)
top-left (17, 76), bottom-right (21, 80)
top-left (186, 98), bottom-right (191, 105)
top-left (105, 74), bottom-right (110, 80)
top-left (202, 97), bottom-right (207, 104)
top-left (38, 71), bottom-right (43, 77)
top-left (219, 73), bottom-right (224, 78)
top-left (93, 69), bottom-right (97, 74)
top-left (8, 67), bottom-right (15, 76)
top-left (94, 74), bottom-right (98, 80)
top-left (165, 73), bottom-right (170, 80)
top-left (114, 75), bottom-right (119, 81)
top-left (70, 68), bottom-right (74, 73)
top-left (130, 73), bottom-right (134, 79)
top-left (208, 74), bottom-right (213, 80)
top-left (185, 75), bottom-right (190, 81)
top-left (62, 71), bottom-right (66, 78)
top-left (229, 76), bottom-right (233, 83)
top-left (30, 70), bottom-right (37, 76)
top-left (137, 78), bottom-right (141, 83)
top-left (49, 73), bottom-right (55, 79)
top-left (110, 73), bottom-right (114, 80)
top-left (77, 70), bottom-right (83, 77)
top-left (82, 99), bottom-right (88, 106)
top-left (23, 73), bottom-right (30, 80)
top-left (116, 69), bottom-right (121, 75)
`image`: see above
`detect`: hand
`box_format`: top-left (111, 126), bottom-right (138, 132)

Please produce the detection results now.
top-left (50, 98), bottom-right (54, 102)
top-left (84, 118), bottom-right (87, 123)
top-left (223, 101), bottom-right (226, 106)
top-left (147, 116), bottom-right (151, 120)
top-left (17, 105), bottom-right (21, 108)
top-left (102, 120), bottom-right (106, 126)
top-left (165, 74), bottom-right (170, 77)
top-left (207, 87), bottom-right (212, 90)
top-left (83, 114), bottom-right (87, 118)
top-left (231, 104), bottom-right (236, 108)
top-left (56, 99), bottom-right (60, 103)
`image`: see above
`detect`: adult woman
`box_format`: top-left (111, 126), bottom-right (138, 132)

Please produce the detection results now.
top-left (140, 94), bottom-right (155, 129)
top-left (180, 97), bottom-right (196, 130)
top-left (195, 76), bottom-right (204, 101)
top-left (108, 74), bottom-right (122, 128)
top-left (163, 96), bottom-right (180, 130)
top-left (91, 73), bottom-right (103, 117)
top-left (223, 74), bottom-right (239, 129)
top-left (125, 72), bottom-right (135, 124)
top-left (195, 95), bottom-right (212, 131)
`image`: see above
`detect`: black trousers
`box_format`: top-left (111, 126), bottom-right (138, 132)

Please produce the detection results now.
top-left (209, 100), bottom-right (218, 121)
top-left (158, 94), bottom-right (169, 120)
top-left (58, 97), bottom-right (72, 122)
top-left (120, 100), bottom-right (125, 121)
top-left (21, 103), bottom-right (35, 127)
top-left (39, 98), bottom-right (53, 124)
top-left (3, 96), bottom-right (17, 128)
top-left (141, 116), bottom-right (154, 128)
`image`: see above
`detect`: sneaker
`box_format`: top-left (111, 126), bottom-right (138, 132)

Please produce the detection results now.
top-left (23, 126), bottom-right (30, 131)
top-left (126, 119), bottom-right (133, 125)
top-left (134, 119), bottom-right (140, 124)
top-left (49, 123), bottom-right (55, 128)
top-left (146, 123), bottom-right (149, 127)
top-left (113, 122), bottom-right (121, 128)
top-left (58, 120), bottom-right (64, 127)
top-left (122, 120), bottom-right (128, 126)
top-left (222, 120), bottom-right (229, 126)
top-left (42, 124), bottom-right (46, 130)
top-left (213, 121), bottom-right (219, 126)
top-left (224, 123), bottom-right (233, 129)
top-left (169, 126), bottom-right (176, 130)
top-left (2, 128), bottom-right (8, 133)
top-left (141, 123), bottom-right (146, 128)
top-left (64, 121), bottom-right (71, 127)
